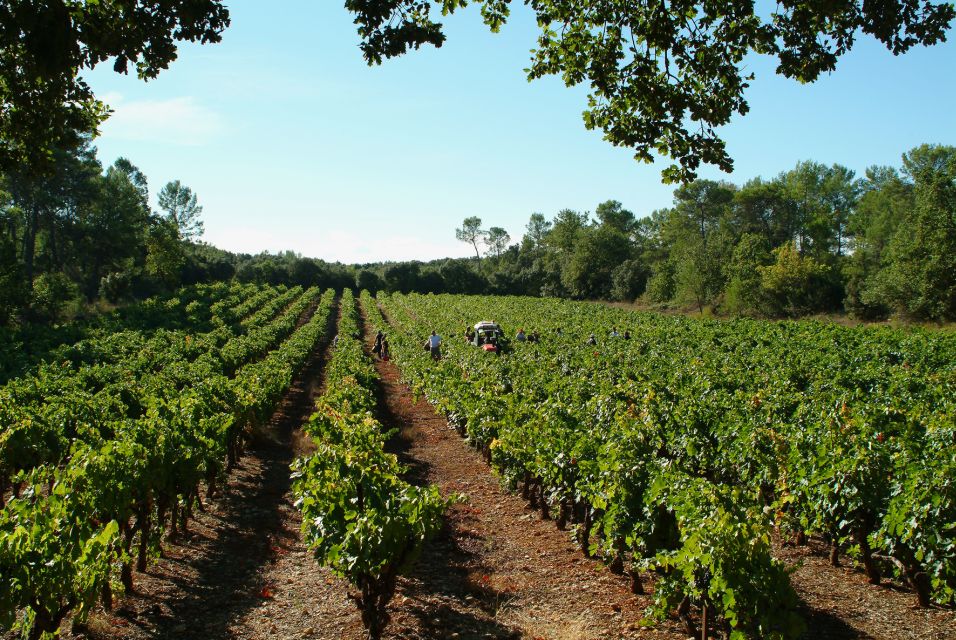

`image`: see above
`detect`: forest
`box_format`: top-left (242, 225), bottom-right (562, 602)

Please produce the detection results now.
top-left (2, 139), bottom-right (954, 328)
top-left (437, 143), bottom-right (956, 322)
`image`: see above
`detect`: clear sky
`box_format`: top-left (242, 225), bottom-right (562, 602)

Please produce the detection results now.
top-left (82, 1), bottom-right (956, 264)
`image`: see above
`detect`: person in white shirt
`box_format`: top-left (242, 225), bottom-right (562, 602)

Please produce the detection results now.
top-left (427, 330), bottom-right (442, 359)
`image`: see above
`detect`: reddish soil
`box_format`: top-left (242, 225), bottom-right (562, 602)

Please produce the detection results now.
top-left (778, 539), bottom-right (956, 640)
top-left (367, 346), bottom-right (686, 640)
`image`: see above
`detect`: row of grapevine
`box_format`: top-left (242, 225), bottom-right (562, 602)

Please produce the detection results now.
top-left (0, 284), bottom-right (312, 490)
top-left (375, 292), bottom-right (956, 637)
top-left (0, 286), bottom-right (335, 639)
top-left (292, 291), bottom-right (447, 639)
top-left (0, 282), bottom-right (269, 385)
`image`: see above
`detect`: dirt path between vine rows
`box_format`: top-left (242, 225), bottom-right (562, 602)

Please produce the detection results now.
top-left (778, 539), bottom-right (956, 640)
top-left (359, 307), bottom-right (689, 640)
top-left (60, 295), bottom-right (370, 640)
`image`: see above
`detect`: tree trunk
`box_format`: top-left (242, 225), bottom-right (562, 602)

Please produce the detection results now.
top-left (556, 500), bottom-right (570, 530)
top-left (578, 504), bottom-right (593, 557)
top-left (913, 572), bottom-right (931, 608)
top-left (629, 568), bottom-right (645, 595)
top-left (137, 503), bottom-right (151, 571)
top-left (45, 208), bottom-right (62, 271)
top-left (121, 520), bottom-right (135, 592)
top-left (677, 595), bottom-right (696, 636)
top-left (855, 527), bottom-right (881, 585)
top-left (101, 579), bottom-right (113, 611)
top-left (23, 205), bottom-right (39, 290)
top-left (156, 497), bottom-right (168, 556)
top-left (608, 553), bottom-right (624, 575)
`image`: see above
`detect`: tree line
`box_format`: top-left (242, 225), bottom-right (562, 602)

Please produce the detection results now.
top-left (2, 140), bottom-right (952, 327)
top-left (0, 138), bottom-right (357, 326)
top-left (369, 144), bottom-right (956, 322)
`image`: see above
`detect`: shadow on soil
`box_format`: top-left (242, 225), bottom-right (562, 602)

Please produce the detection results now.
top-left (356, 304), bottom-right (519, 640)
top-left (392, 522), bottom-right (521, 640)
top-left (797, 603), bottom-right (876, 640)
top-left (100, 297), bottom-right (337, 640)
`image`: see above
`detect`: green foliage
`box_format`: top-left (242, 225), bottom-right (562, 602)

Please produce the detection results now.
top-left (0, 284), bottom-right (335, 638)
top-left (382, 261), bottom-right (422, 294)
top-left (373, 290), bottom-right (956, 634)
top-left (0, 463), bottom-right (120, 638)
top-left (157, 180), bottom-right (204, 241)
top-left (345, 0), bottom-right (953, 182)
top-left (439, 259), bottom-right (486, 294)
top-left (562, 225), bottom-right (633, 299)
top-left (758, 243), bottom-right (831, 317)
top-left (146, 222), bottom-right (187, 288)
top-left (660, 180), bottom-right (736, 310)
top-left (723, 233), bottom-right (771, 316)
top-left (294, 291), bottom-right (447, 638)
top-left (455, 216), bottom-right (486, 262)
top-left (595, 200), bottom-right (636, 234)
top-left (645, 260), bottom-right (677, 304)
top-left (610, 259), bottom-right (647, 302)
top-left (484, 226), bottom-right (510, 258)
top-left (869, 145), bottom-right (956, 321)
top-left (31, 271), bottom-right (81, 322)
top-left (355, 268), bottom-right (384, 294)
top-left (645, 473), bottom-right (804, 639)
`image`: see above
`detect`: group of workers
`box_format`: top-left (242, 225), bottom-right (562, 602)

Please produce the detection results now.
top-left (586, 326), bottom-right (631, 345)
top-left (513, 328), bottom-right (541, 343)
top-left (372, 323), bottom-right (635, 363)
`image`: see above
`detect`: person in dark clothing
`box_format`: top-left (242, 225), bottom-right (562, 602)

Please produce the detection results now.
top-left (372, 331), bottom-right (383, 358)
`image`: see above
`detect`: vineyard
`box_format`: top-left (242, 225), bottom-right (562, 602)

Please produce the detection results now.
top-left (371, 292), bottom-right (956, 637)
top-left (1, 288), bottom-right (954, 639)
top-left (1, 283), bottom-right (335, 639)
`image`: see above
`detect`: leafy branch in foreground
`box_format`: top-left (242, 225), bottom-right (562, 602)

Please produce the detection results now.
top-left (345, 0), bottom-right (954, 182)
top-left (0, 1), bottom-right (230, 174)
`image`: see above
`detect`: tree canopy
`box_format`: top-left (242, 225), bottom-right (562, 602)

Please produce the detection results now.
top-left (0, 0), bottom-right (230, 173)
top-left (345, 0), bottom-right (954, 182)
top-left (158, 180), bottom-right (205, 240)
top-left (1, 1), bottom-right (950, 183)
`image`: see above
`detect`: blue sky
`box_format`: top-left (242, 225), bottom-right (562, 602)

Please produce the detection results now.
top-left (83, 1), bottom-right (956, 264)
